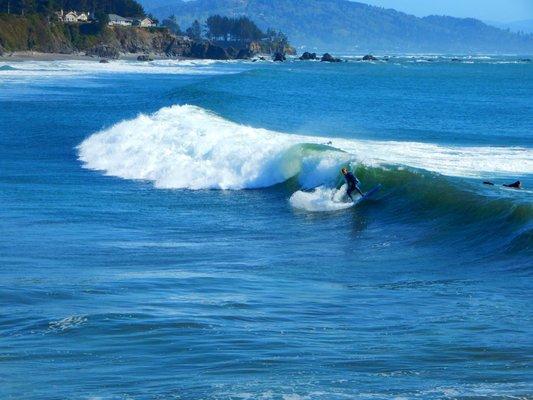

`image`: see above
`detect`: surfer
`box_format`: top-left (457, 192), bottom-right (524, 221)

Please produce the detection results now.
top-left (342, 168), bottom-right (364, 201)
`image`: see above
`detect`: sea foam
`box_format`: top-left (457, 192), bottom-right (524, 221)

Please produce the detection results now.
top-left (0, 59), bottom-right (240, 83)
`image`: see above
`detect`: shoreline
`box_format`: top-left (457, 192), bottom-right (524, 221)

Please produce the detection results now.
top-left (0, 51), bottom-right (187, 62)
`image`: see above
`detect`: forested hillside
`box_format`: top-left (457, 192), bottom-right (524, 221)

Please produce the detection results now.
top-left (0, 0), bottom-right (145, 16)
top-left (146, 0), bottom-right (533, 53)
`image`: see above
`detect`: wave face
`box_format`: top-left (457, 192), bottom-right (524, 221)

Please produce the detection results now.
top-left (78, 105), bottom-right (533, 192)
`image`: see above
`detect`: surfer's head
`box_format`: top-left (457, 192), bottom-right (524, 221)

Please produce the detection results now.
top-left (341, 168), bottom-right (348, 175)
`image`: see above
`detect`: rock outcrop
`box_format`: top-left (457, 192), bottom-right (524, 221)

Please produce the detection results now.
top-left (273, 52), bottom-right (286, 61)
top-left (164, 36), bottom-right (193, 57)
top-left (362, 54), bottom-right (377, 61)
top-left (236, 48), bottom-right (254, 59)
top-left (321, 53), bottom-right (341, 62)
top-left (137, 54), bottom-right (153, 61)
top-left (299, 51), bottom-right (317, 60)
top-left (188, 42), bottom-right (230, 60)
top-left (86, 44), bottom-right (120, 59)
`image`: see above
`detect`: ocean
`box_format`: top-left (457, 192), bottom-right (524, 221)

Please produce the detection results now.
top-left (1, 55), bottom-right (532, 399)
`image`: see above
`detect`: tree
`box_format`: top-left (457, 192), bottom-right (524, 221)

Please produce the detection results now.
top-left (206, 15), bottom-right (264, 43)
top-left (94, 11), bottom-right (108, 33)
top-left (162, 14), bottom-right (181, 35)
top-left (36, 0), bottom-right (56, 15)
top-left (206, 15), bottom-right (229, 41)
top-left (229, 16), bottom-right (263, 43)
top-left (186, 19), bottom-right (201, 41)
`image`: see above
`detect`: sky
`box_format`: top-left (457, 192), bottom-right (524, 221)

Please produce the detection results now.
top-left (360, 0), bottom-right (533, 23)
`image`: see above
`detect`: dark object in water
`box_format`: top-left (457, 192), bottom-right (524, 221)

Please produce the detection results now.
top-left (503, 180), bottom-right (522, 189)
top-left (99, 59), bottom-right (109, 63)
top-left (483, 180), bottom-right (522, 189)
top-left (273, 52), bottom-right (286, 62)
top-left (299, 52), bottom-right (317, 60)
top-left (321, 53), bottom-right (342, 62)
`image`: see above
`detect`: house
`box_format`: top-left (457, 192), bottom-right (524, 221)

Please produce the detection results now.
top-left (76, 12), bottom-right (89, 22)
top-left (133, 18), bottom-right (155, 28)
top-left (108, 14), bottom-right (133, 26)
top-left (64, 11), bottom-right (79, 22)
top-left (55, 10), bottom-right (92, 23)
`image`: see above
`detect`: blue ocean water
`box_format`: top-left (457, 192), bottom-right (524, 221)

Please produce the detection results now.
top-left (1, 56), bottom-right (532, 399)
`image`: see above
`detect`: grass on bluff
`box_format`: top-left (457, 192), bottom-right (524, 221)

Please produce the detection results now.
top-left (0, 13), bottom-right (101, 52)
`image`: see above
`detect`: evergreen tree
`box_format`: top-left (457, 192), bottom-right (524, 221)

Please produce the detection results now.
top-left (206, 15), bottom-right (264, 43)
top-left (186, 19), bottom-right (201, 41)
top-left (162, 14), bottom-right (181, 35)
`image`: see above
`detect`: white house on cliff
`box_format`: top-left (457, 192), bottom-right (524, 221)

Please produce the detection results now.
top-left (55, 10), bottom-right (91, 23)
top-left (108, 14), bottom-right (155, 27)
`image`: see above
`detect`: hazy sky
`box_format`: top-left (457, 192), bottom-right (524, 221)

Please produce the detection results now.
top-left (360, 0), bottom-right (533, 22)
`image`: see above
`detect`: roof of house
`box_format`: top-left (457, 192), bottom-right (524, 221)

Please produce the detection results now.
top-left (108, 14), bottom-right (132, 22)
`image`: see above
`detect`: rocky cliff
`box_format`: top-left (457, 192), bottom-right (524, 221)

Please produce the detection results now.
top-left (0, 14), bottom-right (271, 59)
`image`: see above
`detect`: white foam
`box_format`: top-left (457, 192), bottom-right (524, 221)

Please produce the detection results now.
top-left (290, 185), bottom-right (355, 212)
top-left (48, 315), bottom-right (87, 331)
top-left (78, 105), bottom-right (533, 191)
top-left (0, 59), bottom-right (241, 83)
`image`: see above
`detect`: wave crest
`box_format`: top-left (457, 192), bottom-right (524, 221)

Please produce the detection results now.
top-left (78, 105), bottom-right (533, 190)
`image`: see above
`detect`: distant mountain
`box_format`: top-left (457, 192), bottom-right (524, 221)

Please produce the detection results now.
top-left (486, 19), bottom-right (533, 34)
top-left (142, 0), bottom-right (533, 53)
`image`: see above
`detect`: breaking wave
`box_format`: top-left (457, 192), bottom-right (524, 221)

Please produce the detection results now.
top-left (78, 104), bottom-right (532, 191)
top-left (75, 104), bottom-right (533, 250)
top-left (0, 59), bottom-right (243, 82)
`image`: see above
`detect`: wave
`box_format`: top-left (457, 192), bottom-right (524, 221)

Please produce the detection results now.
top-left (78, 104), bottom-right (532, 191)
top-left (0, 59), bottom-right (243, 82)
top-left (77, 105), bottom-right (532, 251)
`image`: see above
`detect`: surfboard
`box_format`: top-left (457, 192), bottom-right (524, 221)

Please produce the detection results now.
top-left (357, 184), bottom-right (382, 203)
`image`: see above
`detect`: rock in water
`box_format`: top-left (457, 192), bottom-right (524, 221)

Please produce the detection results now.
top-left (321, 53), bottom-right (341, 62)
top-left (273, 52), bottom-right (286, 62)
top-left (362, 54), bottom-right (377, 61)
top-left (299, 52), bottom-right (317, 60)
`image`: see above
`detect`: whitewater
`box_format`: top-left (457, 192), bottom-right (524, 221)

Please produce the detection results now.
top-left (78, 104), bottom-right (533, 187)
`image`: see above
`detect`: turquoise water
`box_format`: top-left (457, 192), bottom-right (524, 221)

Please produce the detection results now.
top-left (1, 56), bottom-right (532, 399)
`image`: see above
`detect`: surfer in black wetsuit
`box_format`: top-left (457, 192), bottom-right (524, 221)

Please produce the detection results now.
top-left (342, 167), bottom-right (364, 201)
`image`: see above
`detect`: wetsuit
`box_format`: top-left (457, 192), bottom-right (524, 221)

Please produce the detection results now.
top-left (344, 172), bottom-right (364, 200)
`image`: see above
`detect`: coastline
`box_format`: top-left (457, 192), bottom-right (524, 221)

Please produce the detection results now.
top-left (0, 51), bottom-right (183, 62)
